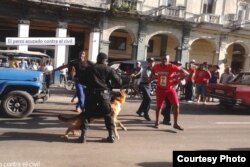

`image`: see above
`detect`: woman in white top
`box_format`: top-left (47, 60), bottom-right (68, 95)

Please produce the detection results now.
top-left (44, 60), bottom-right (54, 88)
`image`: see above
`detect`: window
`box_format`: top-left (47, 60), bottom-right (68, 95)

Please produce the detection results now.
top-left (147, 40), bottom-right (154, 53)
top-left (109, 36), bottom-right (127, 50)
top-left (162, 0), bottom-right (175, 6)
top-left (203, 0), bottom-right (214, 14)
top-left (237, 4), bottom-right (247, 21)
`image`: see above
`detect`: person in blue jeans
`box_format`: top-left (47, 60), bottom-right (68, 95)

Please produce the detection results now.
top-left (54, 50), bottom-right (94, 112)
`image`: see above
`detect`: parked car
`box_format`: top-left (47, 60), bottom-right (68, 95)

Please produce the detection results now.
top-left (206, 72), bottom-right (250, 107)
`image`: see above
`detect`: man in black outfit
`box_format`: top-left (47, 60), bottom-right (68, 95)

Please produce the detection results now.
top-left (162, 97), bottom-right (171, 125)
top-left (79, 52), bottom-right (122, 143)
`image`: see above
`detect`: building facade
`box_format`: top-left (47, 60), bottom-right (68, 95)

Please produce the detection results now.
top-left (0, 0), bottom-right (250, 74)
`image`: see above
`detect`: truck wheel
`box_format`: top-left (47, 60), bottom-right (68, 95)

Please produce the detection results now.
top-left (1, 91), bottom-right (34, 118)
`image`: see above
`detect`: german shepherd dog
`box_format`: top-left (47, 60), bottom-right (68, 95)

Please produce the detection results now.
top-left (58, 90), bottom-right (127, 140)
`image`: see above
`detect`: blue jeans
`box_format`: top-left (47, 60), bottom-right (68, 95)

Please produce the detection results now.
top-left (75, 81), bottom-right (85, 110)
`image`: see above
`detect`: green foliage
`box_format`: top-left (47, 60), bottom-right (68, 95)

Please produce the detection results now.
top-left (111, 0), bottom-right (136, 13)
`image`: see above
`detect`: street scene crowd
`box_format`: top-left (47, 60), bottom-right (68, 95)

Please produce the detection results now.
top-left (1, 50), bottom-right (241, 144)
top-left (53, 50), bottom-right (240, 143)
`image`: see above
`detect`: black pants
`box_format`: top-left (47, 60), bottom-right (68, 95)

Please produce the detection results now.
top-left (185, 80), bottom-right (193, 100)
top-left (162, 97), bottom-right (171, 123)
top-left (137, 83), bottom-right (151, 115)
top-left (81, 90), bottom-right (114, 132)
top-left (45, 74), bottom-right (51, 89)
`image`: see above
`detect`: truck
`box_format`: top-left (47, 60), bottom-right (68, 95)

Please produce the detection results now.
top-left (0, 67), bottom-right (49, 118)
top-left (0, 49), bottom-right (51, 118)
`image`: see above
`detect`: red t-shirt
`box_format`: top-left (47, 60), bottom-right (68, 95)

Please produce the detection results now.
top-left (194, 69), bottom-right (211, 84)
top-left (153, 63), bottom-right (181, 89)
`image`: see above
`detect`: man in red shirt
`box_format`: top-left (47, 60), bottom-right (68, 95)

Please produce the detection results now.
top-left (152, 55), bottom-right (189, 130)
top-left (194, 63), bottom-right (211, 103)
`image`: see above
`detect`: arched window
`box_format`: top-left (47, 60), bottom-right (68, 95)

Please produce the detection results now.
top-left (203, 0), bottom-right (214, 14)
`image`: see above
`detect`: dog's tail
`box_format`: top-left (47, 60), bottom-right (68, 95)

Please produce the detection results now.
top-left (58, 114), bottom-right (81, 124)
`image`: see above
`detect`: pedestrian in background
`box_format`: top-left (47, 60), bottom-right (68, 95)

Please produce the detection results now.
top-left (8, 55), bottom-right (18, 68)
top-left (29, 60), bottom-right (38, 70)
top-left (19, 58), bottom-right (29, 70)
top-left (185, 60), bottom-right (196, 102)
top-left (59, 63), bottom-right (68, 87)
top-left (44, 60), bottom-right (53, 89)
top-left (220, 67), bottom-right (234, 84)
top-left (194, 63), bottom-right (211, 104)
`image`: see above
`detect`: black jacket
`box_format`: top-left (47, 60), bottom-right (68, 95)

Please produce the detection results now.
top-left (70, 59), bottom-right (94, 84)
top-left (86, 63), bottom-right (122, 90)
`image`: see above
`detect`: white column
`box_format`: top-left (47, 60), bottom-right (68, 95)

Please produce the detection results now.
top-left (18, 20), bottom-right (30, 51)
top-left (88, 28), bottom-right (100, 62)
top-left (54, 22), bottom-right (67, 68)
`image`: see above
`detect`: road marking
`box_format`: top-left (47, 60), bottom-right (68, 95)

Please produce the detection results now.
top-left (216, 122), bottom-right (250, 125)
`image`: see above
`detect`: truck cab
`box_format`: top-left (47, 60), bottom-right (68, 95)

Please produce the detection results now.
top-left (0, 67), bottom-right (49, 118)
top-left (0, 49), bottom-right (50, 118)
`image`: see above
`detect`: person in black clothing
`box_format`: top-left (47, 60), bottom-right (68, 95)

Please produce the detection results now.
top-left (54, 50), bottom-right (94, 112)
top-left (161, 97), bottom-right (172, 125)
top-left (79, 52), bottom-right (122, 143)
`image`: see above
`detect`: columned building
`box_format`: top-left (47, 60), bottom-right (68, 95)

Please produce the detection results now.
top-left (0, 0), bottom-right (250, 74)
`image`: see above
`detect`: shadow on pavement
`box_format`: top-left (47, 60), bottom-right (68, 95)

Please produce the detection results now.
top-left (137, 162), bottom-right (172, 167)
top-left (230, 147), bottom-right (250, 151)
top-left (0, 113), bottom-right (66, 129)
top-left (0, 132), bottom-right (72, 143)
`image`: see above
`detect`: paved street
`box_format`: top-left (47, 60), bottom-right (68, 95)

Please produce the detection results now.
top-left (0, 86), bottom-right (249, 167)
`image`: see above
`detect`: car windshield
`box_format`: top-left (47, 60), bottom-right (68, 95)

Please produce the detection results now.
top-left (0, 49), bottom-right (50, 68)
top-left (231, 73), bottom-right (250, 85)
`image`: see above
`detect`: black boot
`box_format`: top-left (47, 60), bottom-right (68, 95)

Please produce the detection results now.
top-left (162, 116), bottom-right (171, 126)
top-left (79, 129), bottom-right (86, 143)
top-left (106, 130), bottom-right (115, 143)
top-left (79, 117), bottom-right (88, 143)
top-left (144, 114), bottom-right (151, 121)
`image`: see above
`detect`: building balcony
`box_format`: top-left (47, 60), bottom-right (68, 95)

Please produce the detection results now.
top-left (185, 13), bottom-right (220, 24)
top-left (112, 1), bottom-right (185, 19)
top-left (32, 0), bottom-right (110, 9)
top-left (222, 13), bottom-right (250, 31)
top-left (199, 14), bottom-right (220, 24)
top-left (149, 6), bottom-right (186, 19)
